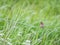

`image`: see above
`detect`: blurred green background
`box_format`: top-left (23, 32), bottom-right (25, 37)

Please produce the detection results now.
top-left (0, 0), bottom-right (60, 45)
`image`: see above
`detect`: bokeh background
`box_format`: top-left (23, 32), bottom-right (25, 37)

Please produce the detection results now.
top-left (0, 0), bottom-right (60, 45)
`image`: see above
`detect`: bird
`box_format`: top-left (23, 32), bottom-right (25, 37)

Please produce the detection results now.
top-left (40, 22), bottom-right (44, 28)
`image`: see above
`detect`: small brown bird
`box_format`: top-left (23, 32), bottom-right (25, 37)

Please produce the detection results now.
top-left (40, 22), bottom-right (44, 28)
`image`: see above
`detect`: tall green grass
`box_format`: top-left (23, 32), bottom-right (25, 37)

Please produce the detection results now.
top-left (0, 0), bottom-right (60, 45)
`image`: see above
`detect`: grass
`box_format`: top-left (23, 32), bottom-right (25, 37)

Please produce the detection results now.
top-left (0, 0), bottom-right (60, 45)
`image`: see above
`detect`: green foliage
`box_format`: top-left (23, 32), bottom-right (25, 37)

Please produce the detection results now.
top-left (0, 0), bottom-right (60, 45)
